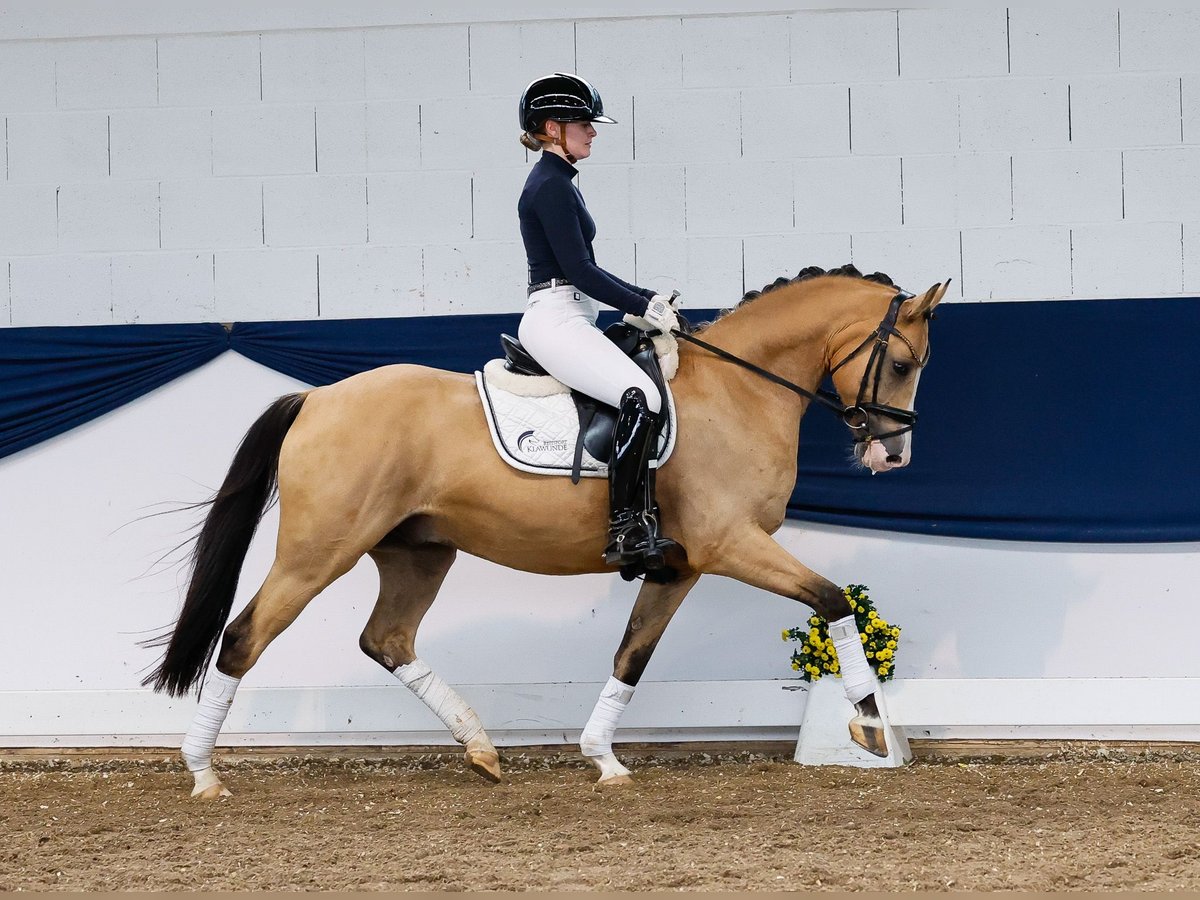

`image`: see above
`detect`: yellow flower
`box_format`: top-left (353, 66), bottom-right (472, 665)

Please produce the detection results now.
top-left (782, 628), bottom-right (789, 641)
top-left (860, 634), bottom-right (868, 644)
top-left (792, 661), bottom-right (801, 671)
top-left (887, 640), bottom-right (897, 649)
top-left (809, 615), bottom-right (820, 627)
top-left (879, 664), bottom-right (890, 675)
top-left (868, 610), bottom-right (877, 620)
top-left (866, 650), bottom-right (874, 659)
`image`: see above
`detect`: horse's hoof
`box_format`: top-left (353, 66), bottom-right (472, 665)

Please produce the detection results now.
top-left (595, 773), bottom-right (633, 788)
top-left (465, 748), bottom-right (503, 784)
top-left (848, 715), bottom-right (889, 758)
top-left (191, 782), bottom-right (232, 800)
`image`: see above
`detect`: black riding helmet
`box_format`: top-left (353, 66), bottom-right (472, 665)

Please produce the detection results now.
top-left (519, 72), bottom-right (616, 134)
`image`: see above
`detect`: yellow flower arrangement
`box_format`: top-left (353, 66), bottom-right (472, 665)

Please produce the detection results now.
top-left (781, 584), bottom-right (900, 683)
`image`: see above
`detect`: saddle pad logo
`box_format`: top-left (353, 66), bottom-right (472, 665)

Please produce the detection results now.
top-left (517, 430), bottom-right (571, 455)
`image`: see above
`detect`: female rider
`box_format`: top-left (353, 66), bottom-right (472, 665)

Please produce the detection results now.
top-left (515, 72), bottom-right (679, 573)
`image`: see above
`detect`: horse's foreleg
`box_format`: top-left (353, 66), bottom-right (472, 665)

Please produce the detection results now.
top-left (360, 542), bottom-right (501, 784)
top-left (710, 530), bottom-right (889, 757)
top-left (581, 573), bottom-right (700, 786)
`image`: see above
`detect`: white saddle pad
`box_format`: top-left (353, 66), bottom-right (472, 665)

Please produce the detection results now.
top-left (475, 362), bottom-right (677, 479)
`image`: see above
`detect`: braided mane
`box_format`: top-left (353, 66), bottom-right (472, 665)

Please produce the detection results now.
top-left (694, 263), bottom-right (896, 333)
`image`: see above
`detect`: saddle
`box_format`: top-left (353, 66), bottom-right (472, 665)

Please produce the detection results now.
top-left (500, 322), bottom-right (671, 483)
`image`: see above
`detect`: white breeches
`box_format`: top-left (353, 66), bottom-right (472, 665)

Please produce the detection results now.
top-left (518, 284), bottom-right (663, 414)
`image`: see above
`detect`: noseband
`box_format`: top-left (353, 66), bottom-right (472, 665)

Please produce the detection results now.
top-left (671, 290), bottom-right (930, 445)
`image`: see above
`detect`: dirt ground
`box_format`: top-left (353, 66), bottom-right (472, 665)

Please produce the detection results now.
top-left (2, 746), bottom-right (1200, 892)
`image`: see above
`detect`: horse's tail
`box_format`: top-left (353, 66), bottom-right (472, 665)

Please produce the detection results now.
top-left (142, 392), bottom-right (308, 697)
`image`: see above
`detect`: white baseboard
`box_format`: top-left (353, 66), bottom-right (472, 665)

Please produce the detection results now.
top-left (3, 677), bottom-right (1200, 748)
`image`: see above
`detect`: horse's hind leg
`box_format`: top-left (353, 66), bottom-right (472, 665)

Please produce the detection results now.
top-left (183, 550), bottom-right (362, 799)
top-left (581, 573), bottom-right (700, 786)
top-left (359, 541), bottom-right (502, 784)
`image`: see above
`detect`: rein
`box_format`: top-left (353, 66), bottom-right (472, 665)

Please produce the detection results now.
top-left (669, 290), bottom-right (927, 444)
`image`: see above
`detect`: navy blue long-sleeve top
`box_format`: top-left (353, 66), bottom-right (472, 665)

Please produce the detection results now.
top-left (518, 151), bottom-right (652, 317)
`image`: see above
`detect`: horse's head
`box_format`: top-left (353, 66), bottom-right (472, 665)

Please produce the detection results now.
top-left (827, 280), bottom-right (949, 474)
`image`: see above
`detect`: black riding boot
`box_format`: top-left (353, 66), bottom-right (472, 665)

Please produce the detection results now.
top-left (603, 387), bottom-right (679, 571)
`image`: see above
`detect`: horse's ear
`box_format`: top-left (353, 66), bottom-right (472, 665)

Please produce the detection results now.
top-left (902, 279), bottom-right (951, 321)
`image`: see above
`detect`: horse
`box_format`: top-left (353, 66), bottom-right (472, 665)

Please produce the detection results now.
top-left (144, 266), bottom-right (947, 799)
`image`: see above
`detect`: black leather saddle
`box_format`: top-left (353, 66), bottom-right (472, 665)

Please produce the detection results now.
top-left (499, 322), bottom-right (670, 483)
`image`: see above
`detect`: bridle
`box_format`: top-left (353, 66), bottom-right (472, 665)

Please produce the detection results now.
top-left (671, 290), bottom-right (931, 446)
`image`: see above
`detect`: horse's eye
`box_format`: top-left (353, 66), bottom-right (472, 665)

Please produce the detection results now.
top-left (892, 361), bottom-right (911, 377)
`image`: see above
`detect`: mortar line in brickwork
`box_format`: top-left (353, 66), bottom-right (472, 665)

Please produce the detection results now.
top-left (899, 157), bottom-right (905, 226)
top-left (572, 21), bottom-right (578, 71)
top-left (957, 230), bottom-right (964, 295)
top-left (313, 109), bottom-right (319, 173)
top-left (1008, 156), bottom-right (1014, 221)
top-left (316, 254), bottom-right (321, 317)
top-left (365, 177), bottom-right (370, 243)
top-left (1068, 229), bottom-right (1074, 295)
top-left (470, 175), bottom-right (475, 238)
top-left (260, 183), bottom-right (265, 245)
top-left (631, 95), bottom-right (637, 160)
top-left (1116, 9), bottom-right (1122, 69)
top-left (155, 39), bottom-right (160, 105)
top-left (418, 104), bottom-right (423, 167)
top-left (1181, 224), bottom-right (1186, 293)
top-left (258, 35), bottom-right (264, 102)
top-left (1067, 84), bottom-right (1072, 141)
top-left (740, 239), bottom-right (746, 296)
top-left (1005, 9), bottom-right (1011, 75)
top-left (894, 11), bottom-right (901, 77)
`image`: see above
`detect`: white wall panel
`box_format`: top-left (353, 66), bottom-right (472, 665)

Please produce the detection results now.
top-left (420, 94), bottom-right (524, 168)
top-left (1119, 8), bottom-right (1200, 73)
top-left (0, 41), bottom-right (57, 112)
top-left (213, 105), bottom-right (315, 176)
top-left (57, 181), bottom-right (159, 253)
top-left (0, 184), bottom-right (57, 255)
top-left (593, 238), bottom-right (636, 290)
top-left (789, 10), bottom-right (898, 85)
top-left (0, 261), bottom-right (8, 324)
top-left (850, 81), bottom-right (959, 156)
top-left (633, 89), bottom-right (740, 163)
top-left (961, 226), bottom-right (1071, 300)
top-left (741, 85), bottom-right (849, 160)
top-left (1011, 150), bottom-right (1123, 225)
top-left (423, 241), bottom-right (525, 314)
top-left (54, 38), bottom-right (157, 110)
top-left (160, 177), bottom-right (263, 251)
top-left (635, 235), bottom-right (744, 301)
top-left (794, 156), bottom-right (901, 233)
top-left (111, 251), bottom-right (215, 324)
top-left (6, 112), bottom-right (108, 183)
top-left (9, 255), bottom-right (111, 325)
top-left (260, 29), bottom-right (365, 103)
top-left (156, 34), bottom-right (261, 107)
top-left (1124, 147), bottom-right (1200, 221)
top-left (577, 163), bottom-right (689, 240)
top-left (214, 249), bottom-right (318, 320)
top-left (1069, 75), bottom-right (1183, 149)
top-left (317, 246), bottom-right (424, 319)
top-left (576, 164), bottom-right (631, 238)
top-left (681, 14), bottom-right (790, 88)
top-left (468, 21), bottom-right (576, 98)
top-left (850, 229), bottom-right (962, 300)
top-left (1186, 223), bottom-right (1200, 293)
top-left (1007, 8), bottom-right (1119, 76)
top-left (368, 172), bottom-right (473, 245)
top-left (1187, 76), bottom-right (1200, 145)
top-left (743, 233), bottom-right (852, 288)
top-left (576, 17), bottom-right (684, 95)
top-left (1070, 222), bottom-right (1183, 299)
top-left (901, 153), bottom-right (1012, 228)
top-left (109, 108), bottom-right (213, 180)
top-left (367, 101), bottom-right (423, 171)
top-left (471, 166), bottom-right (529, 242)
top-left (685, 162), bottom-right (793, 235)
top-left (898, 8), bottom-right (1008, 79)
top-left (315, 103), bottom-right (367, 173)
top-left (959, 79), bottom-right (1069, 151)
top-left (365, 26), bottom-right (469, 100)
top-left (591, 93), bottom-right (634, 164)
top-left (263, 175), bottom-right (367, 247)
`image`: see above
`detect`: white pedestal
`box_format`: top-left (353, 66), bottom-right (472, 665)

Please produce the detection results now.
top-left (794, 676), bottom-right (912, 767)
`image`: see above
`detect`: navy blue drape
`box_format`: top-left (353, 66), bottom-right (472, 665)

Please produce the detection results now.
top-left (2, 298), bottom-right (1197, 542)
top-left (0, 323), bottom-right (227, 459)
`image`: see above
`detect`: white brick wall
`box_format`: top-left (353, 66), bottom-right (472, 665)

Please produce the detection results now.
top-left (681, 15), bottom-right (790, 89)
top-left (111, 252), bottom-right (215, 324)
top-left (1070, 75), bottom-right (1182, 148)
top-left (2, 7), bottom-right (1198, 328)
top-left (264, 175), bottom-right (366, 247)
top-left (215, 249), bottom-right (317, 321)
top-left (1008, 8), bottom-right (1120, 75)
top-left (317, 246), bottom-right (424, 318)
top-left (790, 11), bottom-right (898, 84)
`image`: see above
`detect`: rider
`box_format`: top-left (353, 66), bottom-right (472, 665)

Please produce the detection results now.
top-left (516, 72), bottom-right (680, 573)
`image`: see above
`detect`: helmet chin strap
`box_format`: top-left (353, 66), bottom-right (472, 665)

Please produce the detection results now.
top-left (538, 122), bottom-right (576, 164)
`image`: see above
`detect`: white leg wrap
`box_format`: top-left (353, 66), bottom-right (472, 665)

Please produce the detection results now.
top-left (180, 670), bottom-right (241, 773)
top-left (829, 615), bottom-right (875, 704)
top-left (580, 676), bottom-right (635, 759)
top-left (395, 658), bottom-right (483, 745)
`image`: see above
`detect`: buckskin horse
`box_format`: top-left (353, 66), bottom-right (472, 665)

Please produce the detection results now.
top-left (144, 265), bottom-right (947, 798)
